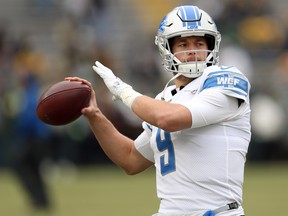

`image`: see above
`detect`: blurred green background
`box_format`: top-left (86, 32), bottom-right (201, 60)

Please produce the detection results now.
top-left (0, 163), bottom-right (287, 216)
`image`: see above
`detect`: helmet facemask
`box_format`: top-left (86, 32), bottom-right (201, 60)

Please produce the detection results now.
top-left (165, 38), bottom-right (217, 78)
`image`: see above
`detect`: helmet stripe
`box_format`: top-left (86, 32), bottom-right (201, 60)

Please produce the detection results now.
top-left (179, 6), bottom-right (201, 29)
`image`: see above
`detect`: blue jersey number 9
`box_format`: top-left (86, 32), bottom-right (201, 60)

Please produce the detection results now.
top-left (156, 128), bottom-right (176, 175)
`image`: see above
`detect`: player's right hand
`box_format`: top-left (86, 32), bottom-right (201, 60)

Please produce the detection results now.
top-left (64, 77), bottom-right (98, 118)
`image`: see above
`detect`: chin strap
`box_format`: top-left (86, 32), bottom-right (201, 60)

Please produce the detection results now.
top-left (161, 73), bottom-right (181, 101)
top-left (160, 51), bottom-right (215, 101)
top-left (172, 51), bottom-right (214, 78)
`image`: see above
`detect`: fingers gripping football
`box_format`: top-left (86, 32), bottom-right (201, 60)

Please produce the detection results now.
top-left (92, 61), bottom-right (142, 108)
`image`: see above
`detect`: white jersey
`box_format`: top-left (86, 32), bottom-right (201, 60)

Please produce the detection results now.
top-left (134, 65), bottom-right (251, 215)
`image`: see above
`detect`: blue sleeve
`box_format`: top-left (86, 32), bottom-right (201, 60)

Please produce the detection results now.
top-left (200, 67), bottom-right (250, 103)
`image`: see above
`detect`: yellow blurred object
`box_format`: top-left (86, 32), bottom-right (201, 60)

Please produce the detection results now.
top-left (13, 50), bottom-right (49, 76)
top-left (132, 0), bottom-right (182, 33)
top-left (238, 16), bottom-right (285, 49)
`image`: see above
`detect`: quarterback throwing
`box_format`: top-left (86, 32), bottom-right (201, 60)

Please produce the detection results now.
top-left (66, 5), bottom-right (250, 216)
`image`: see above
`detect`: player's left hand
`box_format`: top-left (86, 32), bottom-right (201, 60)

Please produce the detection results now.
top-left (92, 61), bottom-right (142, 108)
top-left (92, 61), bottom-right (132, 100)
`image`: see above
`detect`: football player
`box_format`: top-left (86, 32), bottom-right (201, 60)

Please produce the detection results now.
top-left (66, 5), bottom-right (250, 216)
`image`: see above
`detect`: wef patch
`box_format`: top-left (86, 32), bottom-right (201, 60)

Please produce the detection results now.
top-left (201, 73), bottom-right (249, 96)
top-left (217, 76), bottom-right (241, 86)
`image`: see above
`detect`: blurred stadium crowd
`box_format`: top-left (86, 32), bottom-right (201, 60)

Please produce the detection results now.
top-left (1, 0), bottom-right (288, 212)
top-left (0, 0), bottom-right (288, 168)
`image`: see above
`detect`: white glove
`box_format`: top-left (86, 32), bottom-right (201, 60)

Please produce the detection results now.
top-left (92, 61), bottom-right (142, 109)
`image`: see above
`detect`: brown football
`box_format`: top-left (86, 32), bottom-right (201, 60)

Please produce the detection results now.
top-left (36, 80), bottom-right (91, 126)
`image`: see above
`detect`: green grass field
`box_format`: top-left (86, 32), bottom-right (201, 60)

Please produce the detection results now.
top-left (0, 162), bottom-right (287, 216)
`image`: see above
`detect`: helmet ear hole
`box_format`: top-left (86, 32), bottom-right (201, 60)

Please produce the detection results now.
top-left (204, 34), bottom-right (215, 51)
top-left (168, 37), bottom-right (176, 52)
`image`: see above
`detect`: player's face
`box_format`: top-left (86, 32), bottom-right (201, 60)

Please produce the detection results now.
top-left (171, 36), bottom-right (208, 63)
